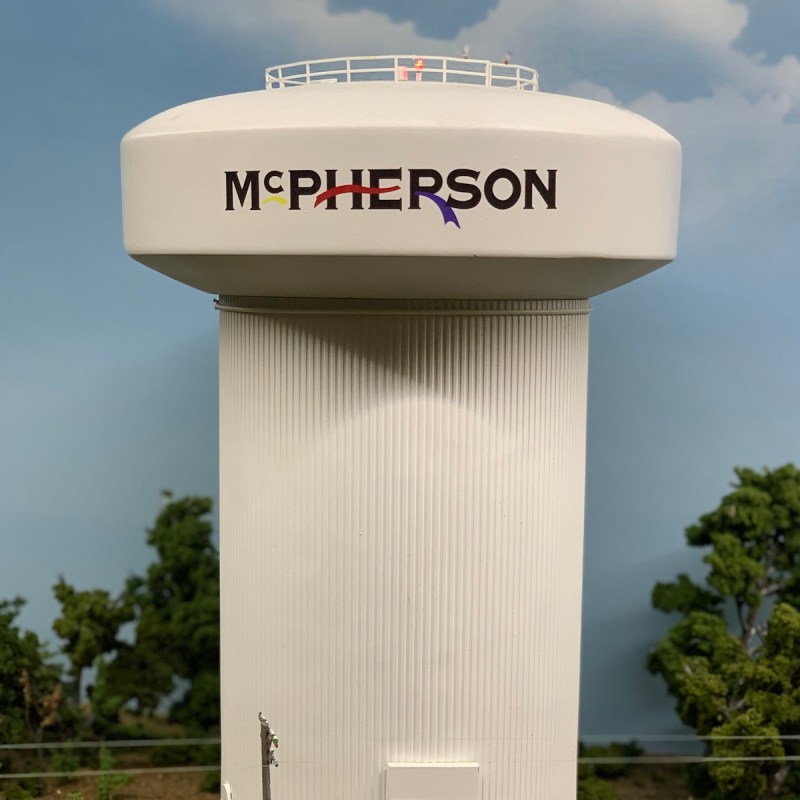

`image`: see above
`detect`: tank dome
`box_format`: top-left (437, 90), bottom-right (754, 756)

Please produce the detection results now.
top-left (121, 56), bottom-right (681, 299)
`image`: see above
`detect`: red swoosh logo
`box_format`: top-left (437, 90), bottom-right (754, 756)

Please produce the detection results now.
top-left (314, 184), bottom-right (401, 207)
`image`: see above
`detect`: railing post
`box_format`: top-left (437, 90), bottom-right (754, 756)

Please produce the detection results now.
top-left (485, 60), bottom-right (492, 87)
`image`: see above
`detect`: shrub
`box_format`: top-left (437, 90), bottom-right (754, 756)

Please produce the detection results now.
top-left (96, 748), bottom-right (132, 800)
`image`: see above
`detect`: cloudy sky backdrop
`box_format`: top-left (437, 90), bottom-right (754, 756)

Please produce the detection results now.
top-left (1, 0), bottom-right (799, 738)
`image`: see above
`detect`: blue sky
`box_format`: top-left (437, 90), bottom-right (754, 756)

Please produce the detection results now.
top-left (1, 0), bottom-right (799, 739)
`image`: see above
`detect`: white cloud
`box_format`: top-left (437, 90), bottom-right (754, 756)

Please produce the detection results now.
top-left (155, 0), bottom-right (800, 227)
top-left (628, 0), bottom-right (748, 45)
top-left (155, 0), bottom-right (796, 103)
top-left (561, 78), bottom-right (799, 227)
top-left (157, 0), bottom-right (435, 58)
top-left (550, 0), bottom-right (748, 47)
top-left (632, 88), bottom-right (799, 226)
top-left (559, 81), bottom-right (620, 105)
top-left (725, 49), bottom-right (800, 108)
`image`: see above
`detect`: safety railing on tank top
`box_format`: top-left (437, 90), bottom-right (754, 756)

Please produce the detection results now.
top-left (265, 55), bottom-right (539, 91)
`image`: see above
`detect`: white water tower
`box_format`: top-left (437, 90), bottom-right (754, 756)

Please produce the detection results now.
top-left (121, 56), bottom-right (680, 800)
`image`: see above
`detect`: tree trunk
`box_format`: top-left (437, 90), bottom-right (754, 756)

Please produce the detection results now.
top-left (72, 668), bottom-right (82, 707)
top-left (766, 763), bottom-right (790, 798)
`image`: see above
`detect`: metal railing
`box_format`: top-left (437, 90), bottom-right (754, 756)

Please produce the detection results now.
top-left (3, 735), bottom-right (800, 781)
top-left (265, 55), bottom-right (538, 91)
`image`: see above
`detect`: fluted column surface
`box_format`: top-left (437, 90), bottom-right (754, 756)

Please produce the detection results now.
top-left (219, 298), bottom-right (589, 800)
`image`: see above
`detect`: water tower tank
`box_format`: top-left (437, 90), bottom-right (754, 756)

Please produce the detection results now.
top-left (121, 55), bottom-right (681, 800)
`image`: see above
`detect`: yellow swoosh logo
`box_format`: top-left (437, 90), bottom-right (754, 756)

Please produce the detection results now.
top-left (262, 196), bottom-right (288, 206)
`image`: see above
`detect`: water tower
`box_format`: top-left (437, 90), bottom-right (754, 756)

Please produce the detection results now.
top-left (121, 55), bottom-right (680, 800)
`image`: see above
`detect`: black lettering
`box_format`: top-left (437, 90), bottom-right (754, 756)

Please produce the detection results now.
top-left (264, 171), bottom-right (284, 193)
top-left (351, 169), bottom-right (364, 210)
top-left (484, 168), bottom-right (521, 210)
top-left (369, 168), bottom-right (402, 210)
top-left (324, 170), bottom-right (338, 210)
top-left (446, 169), bottom-right (481, 210)
top-left (225, 170), bottom-right (260, 210)
top-left (289, 170), bottom-right (322, 210)
top-left (408, 169), bottom-right (443, 209)
top-left (524, 169), bottom-right (557, 209)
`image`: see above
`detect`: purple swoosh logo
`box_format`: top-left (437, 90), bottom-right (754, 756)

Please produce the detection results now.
top-left (414, 191), bottom-right (461, 228)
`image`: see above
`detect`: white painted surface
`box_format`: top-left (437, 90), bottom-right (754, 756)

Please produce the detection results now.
top-left (385, 763), bottom-right (480, 800)
top-left (121, 78), bottom-right (680, 298)
top-left (119, 58), bottom-right (681, 800)
top-left (219, 298), bottom-right (589, 800)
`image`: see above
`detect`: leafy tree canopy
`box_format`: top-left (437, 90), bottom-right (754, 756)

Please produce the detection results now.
top-left (0, 597), bottom-right (62, 744)
top-left (649, 464), bottom-right (800, 799)
top-left (52, 580), bottom-right (134, 706)
top-left (3, 491), bottom-right (220, 751)
top-left (105, 493), bottom-right (220, 731)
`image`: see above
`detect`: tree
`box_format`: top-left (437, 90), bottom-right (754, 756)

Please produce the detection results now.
top-left (577, 776), bottom-right (616, 800)
top-left (110, 493), bottom-right (220, 730)
top-left (576, 740), bottom-right (643, 799)
top-left (52, 579), bottom-right (134, 706)
top-left (649, 464), bottom-right (800, 799)
top-left (0, 597), bottom-right (62, 744)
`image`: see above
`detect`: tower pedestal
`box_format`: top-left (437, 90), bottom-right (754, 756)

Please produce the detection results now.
top-left (219, 298), bottom-right (589, 800)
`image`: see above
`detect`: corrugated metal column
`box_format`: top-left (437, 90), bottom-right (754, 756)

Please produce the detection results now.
top-left (219, 297), bottom-right (590, 800)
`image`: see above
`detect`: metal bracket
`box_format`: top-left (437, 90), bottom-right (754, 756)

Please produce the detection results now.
top-left (259, 713), bottom-right (279, 800)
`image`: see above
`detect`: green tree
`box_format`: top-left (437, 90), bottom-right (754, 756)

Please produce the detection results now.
top-left (52, 579), bottom-right (134, 707)
top-left (649, 464), bottom-right (800, 799)
top-left (113, 493), bottom-right (220, 730)
top-left (577, 776), bottom-right (616, 800)
top-left (0, 597), bottom-right (62, 744)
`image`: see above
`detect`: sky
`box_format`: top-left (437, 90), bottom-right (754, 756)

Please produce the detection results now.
top-left (1, 0), bottom-right (799, 740)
